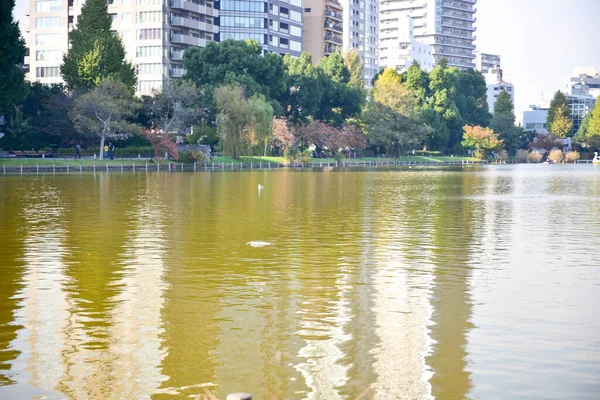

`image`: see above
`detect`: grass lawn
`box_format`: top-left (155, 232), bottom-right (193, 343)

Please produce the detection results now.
top-left (0, 155), bottom-right (480, 168)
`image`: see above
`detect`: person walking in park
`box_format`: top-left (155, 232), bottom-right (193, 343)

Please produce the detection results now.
top-left (75, 144), bottom-right (81, 159)
top-left (108, 143), bottom-right (115, 160)
top-left (104, 144), bottom-right (109, 159)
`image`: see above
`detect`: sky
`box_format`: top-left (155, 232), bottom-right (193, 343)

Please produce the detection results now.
top-left (12, 0), bottom-right (600, 121)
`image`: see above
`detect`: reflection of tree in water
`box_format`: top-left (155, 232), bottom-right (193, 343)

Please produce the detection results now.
top-left (426, 172), bottom-right (480, 400)
top-left (0, 178), bottom-right (28, 385)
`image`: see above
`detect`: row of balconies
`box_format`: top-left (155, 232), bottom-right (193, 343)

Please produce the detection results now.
top-left (324, 32), bottom-right (343, 44)
top-left (324, 43), bottom-right (341, 55)
top-left (441, 10), bottom-right (476, 22)
top-left (325, 7), bottom-right (343, 21)
top-left (170, 15), bottom-right (218, 32)
top-left (324, 20), bottom-right (343, 32)
top-left (441, 18), bottom-right (476, 31)
top-left (441, 0), bottom-right (476, 13)
top-left (170, 33), bottom-right (208, 47)
top-left (170, 0), bottom-right (217, 16)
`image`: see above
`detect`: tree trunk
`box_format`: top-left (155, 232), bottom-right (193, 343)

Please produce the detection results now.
top-left (99, 135), bottom-right (105, 160)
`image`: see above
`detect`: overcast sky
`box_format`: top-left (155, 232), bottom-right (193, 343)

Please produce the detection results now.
top-left (12, 0), bottom-right (600, 120)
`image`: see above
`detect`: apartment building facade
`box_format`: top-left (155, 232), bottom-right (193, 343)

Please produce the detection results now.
top-left (341, 0), bottom-right (377, 86)
top-left (475, 51), bottom-right (500, 73)
top-left (379, 15), bottom-right (433, 73)
top-left (379, 0), bottom-right (477, 70)
top-left (484, 68), bottom-right (514, 113)
top-left (219, 0), bottom-right (303, 56)
top-left (304, 0), bottom-right (343, 63)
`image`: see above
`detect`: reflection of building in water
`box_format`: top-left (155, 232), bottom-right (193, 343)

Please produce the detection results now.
top-left (12, 189), bottom-right (70, 394)
top-left (107, 186), bottom-right (169, 398)
top-left (0, 182), bottom-right (27, 386)
top-left (426, 172), bottom-right (478, 400)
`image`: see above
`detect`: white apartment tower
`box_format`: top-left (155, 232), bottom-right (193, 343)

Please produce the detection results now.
top-left (25, 0), bottom-right (219, 94)
top-left (342, 0), bottom-right (378, 86)
top-left (475, 52), bottom-right (500, 74)
top-left (379, 0), bottom-right (477, 70)
top-left (379, 15), bottom-right (434, 73)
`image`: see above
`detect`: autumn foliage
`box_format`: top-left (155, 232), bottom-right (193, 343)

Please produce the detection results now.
top-left (461, 125), bottom-right (504, 159)
top-left (142, 127), bottom-right (180, 161)
top-left (294, 120), bottom-right (366, 152)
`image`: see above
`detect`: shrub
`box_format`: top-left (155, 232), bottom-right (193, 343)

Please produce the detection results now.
top-left (284, 147), bottom-right (312, 165)
top-left (180, 150), bottom-right (210, 164)
top-left (528, 150), bottom-right (543, 163)
top-left (548, 149), bottom-right (563, 163)
top-left (334, 152), bottom-right (345, 163)
top-left (497, 150), bottom-right (509, 163)
top-left (516, 149), bottom-right (529, 163)
top-left (564, 150), bottom-right (580, 163)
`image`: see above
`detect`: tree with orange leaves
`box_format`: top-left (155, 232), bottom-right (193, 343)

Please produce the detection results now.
top-left (461, 125), bottom-right (504, 159)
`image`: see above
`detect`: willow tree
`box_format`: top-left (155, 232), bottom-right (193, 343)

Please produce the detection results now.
top-left (214, 84), bottom-right (251, 159)
top-left (247, 95), bottom-right (274, 156)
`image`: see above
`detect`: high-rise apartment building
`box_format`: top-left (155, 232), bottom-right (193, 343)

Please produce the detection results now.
top-left (26, 0), bottom-right (219, 93)
top-left (484, 68), bottom-right (514, 113)
top-left (475, 52), bottom-right (500, 74)
top-left (304, 0), bottom-right (343, 63)
top-left (342, 0), bottom-right (378, 86)
top-left (379, 16), bottom-right (433, 73)
top-left (26, 0), bottom-right (304, 94)
top-left (379, 0), bottom-right (477, 70)
top-left (219, 0), bottom-right (303, 57)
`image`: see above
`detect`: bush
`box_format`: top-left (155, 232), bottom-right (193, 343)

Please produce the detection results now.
top-left (334, 152), bottom-right (345, 163)
top-left (528, 150), bottom-right (543, 163)
top-left (516, 149), bottom-right (529, 163)
top-left (180, 150), bottom-right (211, 164)
top-left (548, 149), bottom-right (564, 163)
top-left (564, 150), bottom-right (580, 163)
top-left (497, 150), bottom-right (509, 163)
top-left (284, 147), bottom-right (312, 165)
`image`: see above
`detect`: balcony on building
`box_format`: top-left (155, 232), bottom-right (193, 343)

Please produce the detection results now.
top-left (324, 32), bottom-right (342, 45)
top-left (324, 20), bottom-right (343, 33)
top-left (325, 7), bottom-right (342, 22)
top-left (441, 0), bottom-right (475, 13)
top-left (170, 48), bottom-right (185, 60)
top-left (170, 33), bottom-right (206, 47)
top-left (169, 67), bottom-right (184, 78)
top-left (325, 0), bottom-right (343, 12)
top-left (324, 44), bottom-right (339, 55)
top-left (441, 10), bottom-right (476, 22)
top-left (170, 0), bottom-right (217, 17)
top-left (441, 19), bottom-right (476, 31)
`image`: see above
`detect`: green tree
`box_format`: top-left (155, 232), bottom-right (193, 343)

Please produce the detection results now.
top-left (461, 125), bottom-right (504, 159)
top-left (280, 53), bottom-right (324, 123)
top-left (546, 91), bottom-right (570, 133)
top-left (550, 104), bottom-right (573, 138)
top-left (183, 40), bottom-right (286, 115)
top-left (318, 53), bottom-right (350, 84)
top-left (372, 68), bottom-right (416, 114)
top-left (61, 0), bottom-right (135, 92)
top-left (143, 79), bottom-right (202, 138)
top-left (428, 59), bottom-right (461, 149)
top-left (214, 84), bottom-right (252, 159)
top-left (343, 50), bottom-right (364, 90)
top-left (490, 90), bottom-right (520, 153)
top-left (404, 61), bottom-right (429, 104)
top-left (247, 95), bottom-right (274, 156)
top-left (70, 79), bottom-right (140, 159)
top-left (0, 0), bottom-right (27, 115)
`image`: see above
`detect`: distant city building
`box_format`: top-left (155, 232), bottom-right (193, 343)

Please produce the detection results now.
top-left (341, 0), bottom-right (378, 87)
top-left (379, 16), bottom-right (434, 73)
top-left (379, 0), bottom-right (477, 71)
top-left (484, 68), bottom-right (514, 113)
top-left (566, 67), bottom-right (600, 98)
top-left (564, 67), bottom-right (598, 134)
top-left (304, 0), bottom-right (344, 63)
top-left (475, 52), bottom-right (500, 74)
top-left (523, 105), bottom-right (549, 134)
top-left (25, 0), bottom-right (219, 93)
top-left (220, 0), bottom-right (303, 57)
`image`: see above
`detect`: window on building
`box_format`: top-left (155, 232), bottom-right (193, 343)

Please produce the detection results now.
top-left (36, 33), bottom-right (61, 45)
top-left (290, 25), bottom-right (301, 37)
top-left (137, 80), bottom-right (162, 93)
top-left (35, 0), bottom-right (61, 12)
top-left (290, 10), bottom-right (301, 22)
top-left (222, 0), bottom-right (265, 12)
top-left (109, 13), bottom-right (118, 21)
top-left (36, 66), bottom-right (60, 78)
top-left (304, 7), bottom-right (311, 12)
top-left (137, 63), bottom-right (162, 75)
top-left (137, 28), bottom-right (161, 40)
top-left (122, 13), bottom-right (131, 23)
top-left (36, 50), bottom-right (62, 61)
top-left (137, 11), bottom-right (161, 23)
top-left (290, 40), bottom-right (301, 52)
top-left (136, 0), bottom-right (160, 5)
top-left (36, 17), bottom-right (62, 28)
top-left (136, 45), bottom-right (162, 57)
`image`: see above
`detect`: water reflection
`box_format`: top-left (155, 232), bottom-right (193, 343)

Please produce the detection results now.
top-left (0, 166), bottom-right (598, 399)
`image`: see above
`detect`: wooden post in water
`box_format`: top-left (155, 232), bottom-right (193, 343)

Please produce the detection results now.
top-left (157, 163), bottom-right (160, 172)
top-left (67, 164), bottom-right (70, 173)
top-left (37, 164), bottom-right (39, 173)
top-left (133, 163), bottom-right (135, 172)
top-left (93, 164), bottom-right (95, 172)
top-left (268, 162), bottom-right (270, 169)
top-left (121, 164), bottom-right (123, 172)
top-left (20, 164), bottom-right (23, 173)
top-left (231, 161), bottom-right (233, 170)
top-left (53, 164), bottom-right (56, 174)
top-left (106, 163), bottom-right (109, 172)
top-left (240, 162), bottom-right (242, 170)
top-left (181, 162), bottom-right (183, 171)
top-left (227, 393), bottom-right (252, 400)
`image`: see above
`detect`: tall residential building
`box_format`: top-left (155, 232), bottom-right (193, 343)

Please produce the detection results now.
top-left (26, 0), bottom-right (219, 93)
top-left (342, 0), bottom-right (378, 86)
top-left (304, 0), bottom-right (343, 63)
top-left (379, 0), bottom-right (477, 70)
top-left (379, 16), bottom-right (434, 73)
top-left (219, 0), bottom-right (303, 56)
top-left (484, 68), bottom-right (514, 113)
top-left (564, 67), bottom-right (598, 134)
top-left (475, 51), bottom-right (500, 74)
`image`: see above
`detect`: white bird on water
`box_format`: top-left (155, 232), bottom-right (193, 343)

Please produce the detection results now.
top-left (258, 184), bottom-right (264, 191)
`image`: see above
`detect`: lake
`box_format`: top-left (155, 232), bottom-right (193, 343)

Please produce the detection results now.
top-left (0, 165), bottom-right (599, 399)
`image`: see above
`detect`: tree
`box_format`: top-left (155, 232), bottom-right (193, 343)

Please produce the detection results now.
top-left (271, 117), bottom-right (295, 155)
top-left (183, 40), bottom-right (286, 115)
top-left (281, 53), bottom-right (324, 123)
top-left (142, 127), bottom-right (179, 160)
top-left (550, 104), bottom-right (573, 138)
top-left (490, 90), bottom-right (519, 153)
top-left (575, 101), bottom-right (600, 150)
top-left (214, 84), bottom-right (252, 159)
top-left (247, 95), bottom-right (274, 156)
top-left (143, 80), bottom-right (202, 139)
top-left (546, 91), bottom-right (570, 134)
top-left (461, 125), bottom-right (503, 159)
top-left (428, 59), bottom-right (461, 149)
top-left (70, 79), bottom-right (139, 159)
top-left (61, 0), bottom-right (135, 93)
top-left (372, 68), bottom-right (417, 115)
top-left (404, 61), bottom-right (429, 103)
top-left (0, 0), bottom-right (27, 115)
top-left (294, 120), bottom-right (365, 153)
top-left (343, 50), bottom-right (364, 90)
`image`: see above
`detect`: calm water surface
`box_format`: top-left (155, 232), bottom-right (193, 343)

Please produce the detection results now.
top-left (0, 165), bottom-right (599, 399)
